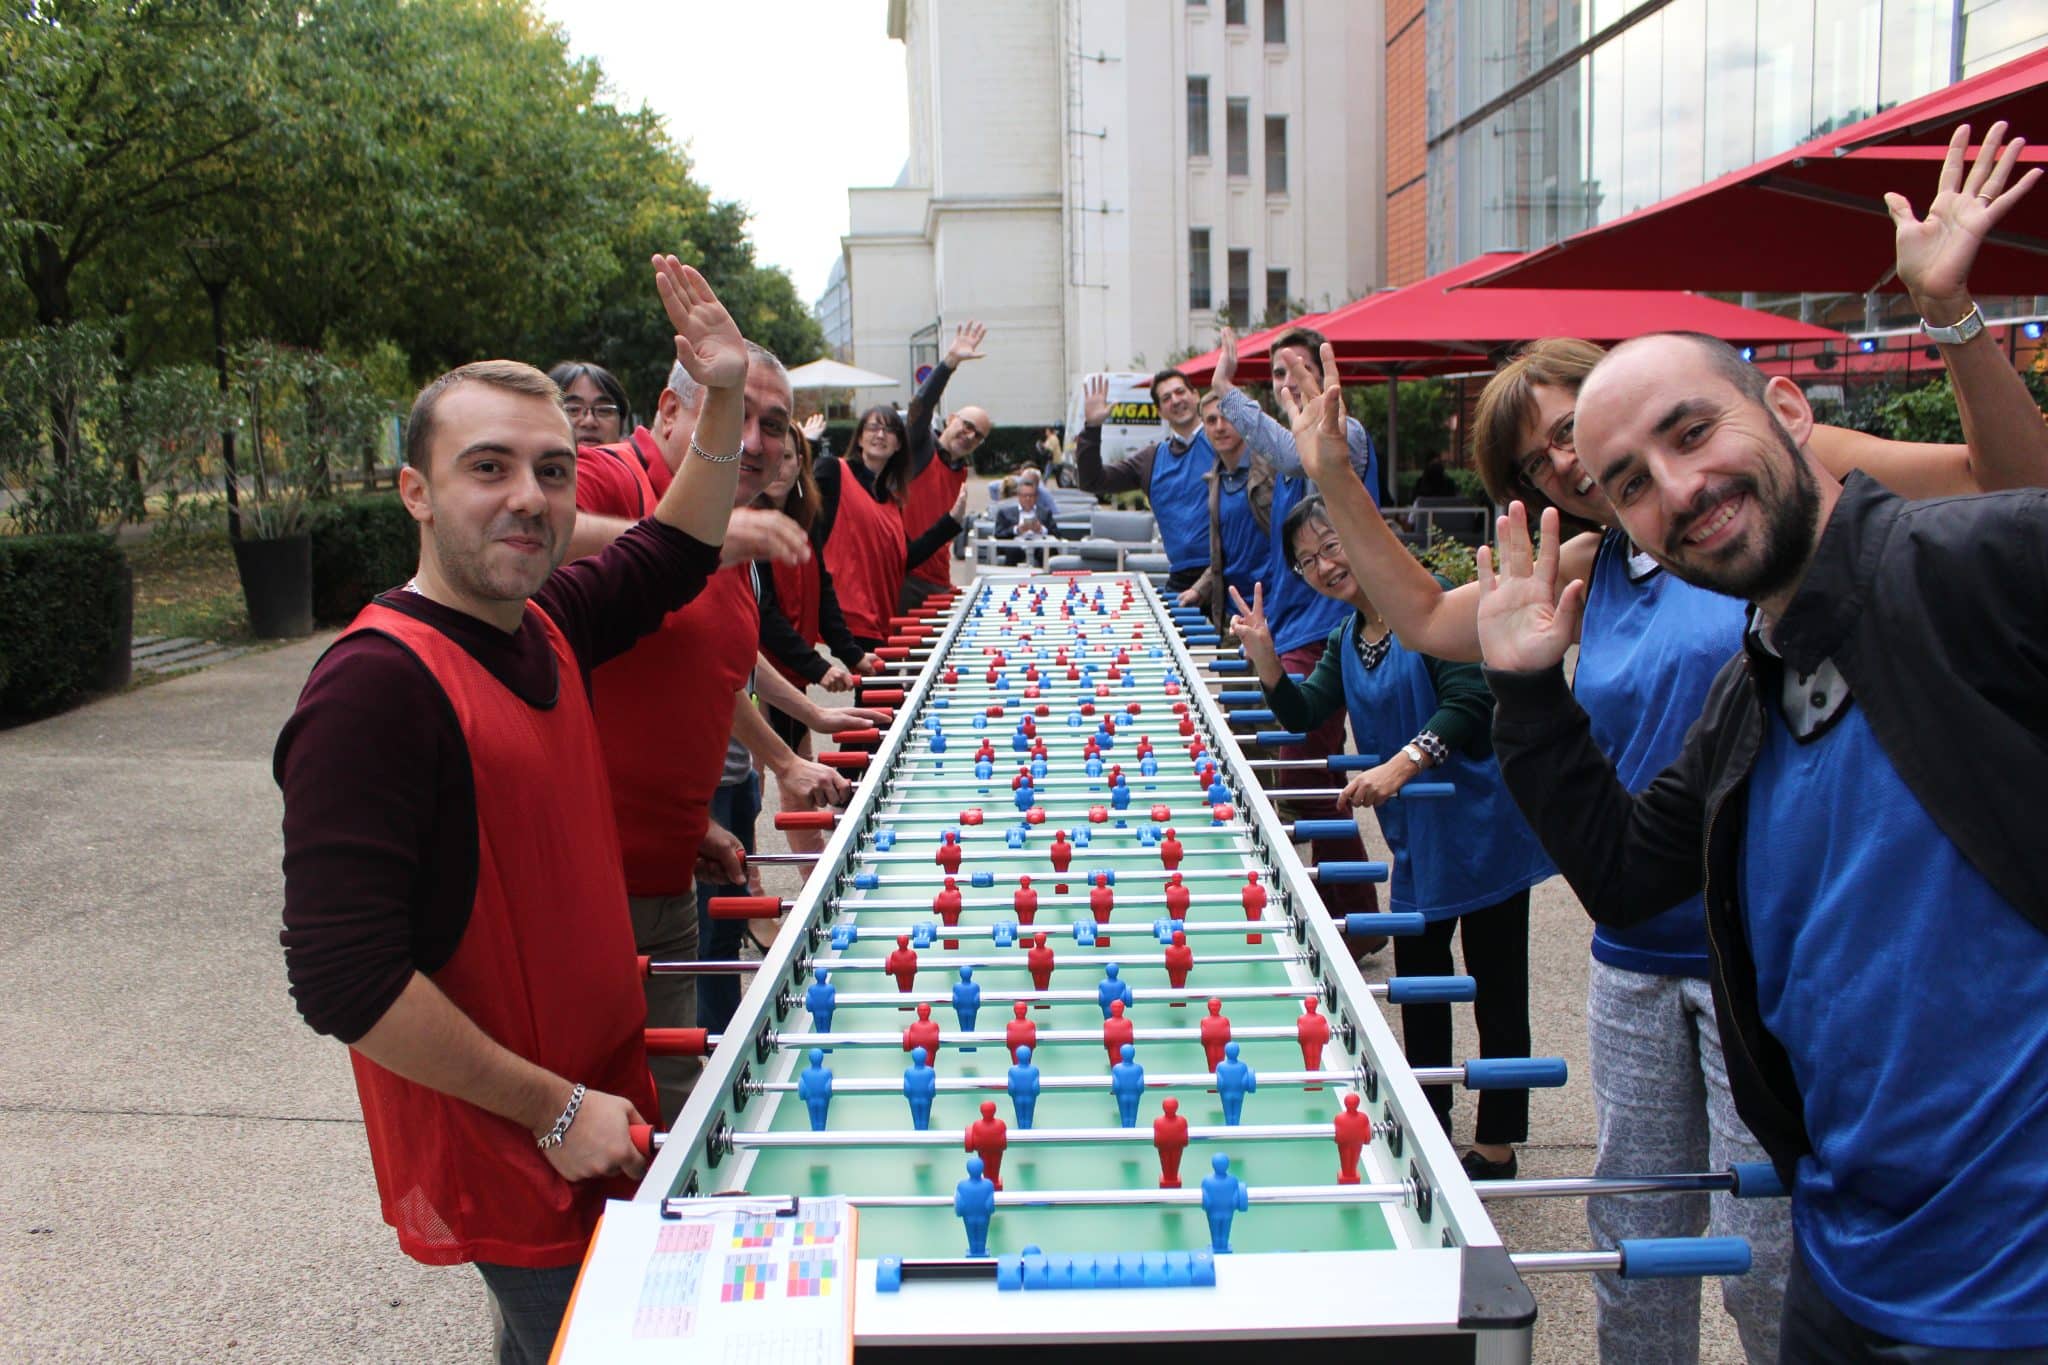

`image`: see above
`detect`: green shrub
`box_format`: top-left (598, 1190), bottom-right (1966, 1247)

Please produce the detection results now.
top-left (1411, 527), bottom-right (1479, 586)
top-left (307, 494), bottom-right (417, 624)
top-left (0, 535), bottom-right (131, 719)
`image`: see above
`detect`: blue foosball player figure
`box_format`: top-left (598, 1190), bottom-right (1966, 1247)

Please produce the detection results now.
top-left (1007, 1044), bottom-right (1041, 1129)
top-left (1215, 1041), bottom-right (1257, 1125)
top-left (797, 1048), bottom-right (833, 1131)
top-left (904, 1046), bottom-right (938, 1130)
top-left (1201, 1153), bottom-right (1249, 1253)
top-left (952, 966), bottom-right (982, 1045)
top-left (1097, 963), bottom-right (1134, 1019)
top-left (1111, 1043), bottom-right (1146, 1127)
top-left (805, 967), bottom-right (836, 1036)
top-left (956, 1155), bottom-right (997, 1257)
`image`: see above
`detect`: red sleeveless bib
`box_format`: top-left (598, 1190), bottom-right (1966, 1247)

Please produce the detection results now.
top-left (824, 459), bottom-right (907, 640)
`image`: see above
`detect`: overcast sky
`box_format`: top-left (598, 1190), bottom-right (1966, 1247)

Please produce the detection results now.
top-left (537, 0), bottom-right (911, 304)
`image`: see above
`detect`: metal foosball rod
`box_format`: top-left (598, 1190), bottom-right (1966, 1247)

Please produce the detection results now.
top-left (817, 981), bottom-right (1427, 1008)
top-left (830, 864), bottom-right (1390, 889)
top-left (742, 1060), bottom-right (1543, 1095)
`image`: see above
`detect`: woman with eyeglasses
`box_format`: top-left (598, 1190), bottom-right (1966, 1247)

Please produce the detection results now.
top-left (815, 403), bottom-right (969, 651)
top-left (1231, 497), bottom-right (1551, 1183)
top-left (547, 361), bottom-right (632, 446)
top-left (1274, 131), bottom-right (2048, 1362)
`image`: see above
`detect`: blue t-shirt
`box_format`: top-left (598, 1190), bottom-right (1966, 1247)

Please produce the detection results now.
top-left (1148, 431), bottom-right (1215, 571)
top-left (1266, 472), bottom-right (1362, 656)
top-left (1575, 530), bottom-right (1746, 979)
top-left (1741, 701), bottom-right (2048, 1349)
top-left (1216, 466), bottom-right (1272, 599)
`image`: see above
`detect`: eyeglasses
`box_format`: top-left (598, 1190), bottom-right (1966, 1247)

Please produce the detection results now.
top-left (1515, 412), bottom-right (1576, 488)
top-left (1292, 535), bottom-right (1345, 575)
top-left (562, 400), bottom-right (621, 421)
top-left (862, 418), bottom-right (895, 433)
top-left (955, 421), bottom-right (990, 445)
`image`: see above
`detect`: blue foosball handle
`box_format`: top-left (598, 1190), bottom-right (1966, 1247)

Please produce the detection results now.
top-left (1319, 861), bottom-right (1391, 885)
top-left (1619, 1237), bottom-right (1752, 1279)
top-left (1253, 730), bottom-right (1310, 746)
top-left (1464, 1056), bottom-right (1569, 1089)
top-left (1291, 819), bottom-right (1360, 841)
top-left (1218, 690), bottom-right (1265, 705)
top-left (1729, 1162), bottom-right (1788, 1198)
top-left (1345, 911), bottom-right (1425, 936)
top-left (1386, 974), bottom-right (1477, 1004)
top-left (1231, 709), bottom-right (1278, 725)
top-left (1185, 632), bottom-right (1222, 645)
top-left (877, 1257), bottom-right (904, 1292)
top-left (1326, 753), bottom-right (1386, 769)
top-left (1209, 660), bottom-right (1251, 673)
top-left (1398, 782), bottom-right (1456, 800)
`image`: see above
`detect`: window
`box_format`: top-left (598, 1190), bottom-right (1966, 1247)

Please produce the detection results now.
top-left (1265, 268), bottom-right (1289, 318)
top-left (1187, 77), bottom-right (1211, 157)
top-left (1225, 0), bottom-right (1246, 23)
top-left (1264, 115), bottom-right (1287, 193)
top-left (1190, 230), bottom-right (1213, 309)
top-left (1226, 98), bottom-right (1250, 176)
top-left (1228, 249), bottom-right (1251, 322)
top-left (1264, 0), bottom-right (1285, 42)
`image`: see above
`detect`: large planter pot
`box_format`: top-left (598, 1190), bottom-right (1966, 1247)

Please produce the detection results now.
top-left (233, 532), bottom-right (314, 639)
top-left (94, 557), bottom-right (134, 693)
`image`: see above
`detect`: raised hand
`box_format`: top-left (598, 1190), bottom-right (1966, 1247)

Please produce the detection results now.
top-left (719, 508), bottom-right (810, 566)
top-left (1083, 374), bottom-right (1110, 427)
top-left (1214, 325), bottom-right (1240, 391)
top-left (1275, 342), bottom-right (1353, 486)
top-left (653, 255), bottom-right (748, 391)
top-left (1887, 122), bottom-right (2042, 321)
top-left (800, 413), bottom-right (828, 442)
top-left (1228, 583), bottom-right (1278, 677)
top-left (1474, 503), bottom-right (1586, 673)
top-left (945, 321), bottom-right (988, 366)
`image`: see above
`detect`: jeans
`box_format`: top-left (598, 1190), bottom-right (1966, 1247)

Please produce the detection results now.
top-left (475, 1261), bottom-right (581, 1365)
top-left (629, 888), bottom-right (699, 1128)
top-left (696, 773), bottom-right (761, 1035)
top-left (1780, 1249), bottom-right (2048, 1364)
top-left (1392, 890), bottom-right (1531, 1144)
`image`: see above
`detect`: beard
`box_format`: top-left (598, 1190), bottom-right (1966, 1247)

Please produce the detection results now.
top-left (1659, 417), bottom-right (1819, 604)
top-left (432, 504), bottom-right (563, 606)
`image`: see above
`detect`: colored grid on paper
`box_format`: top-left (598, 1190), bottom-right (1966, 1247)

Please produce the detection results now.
top-left (730, 1219), bottom-right (777, 1249)
top-left (785, 1248), bottom-right (838, 1298)
top-left (790, 1218), bottom-right (840, 1247)
top-left (720, 1252), bottom-right (778, 1302)
top-left (655, 1223), bottom-right (714, 1253)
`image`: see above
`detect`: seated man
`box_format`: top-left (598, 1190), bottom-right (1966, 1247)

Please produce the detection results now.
top-left (991, 469), bottom-right (1059, 563)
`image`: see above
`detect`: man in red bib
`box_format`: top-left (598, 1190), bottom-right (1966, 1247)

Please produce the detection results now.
top-left (276, 259), bottom-right (748, 1362)
top-left (899, 320), bottom-right (991, 611)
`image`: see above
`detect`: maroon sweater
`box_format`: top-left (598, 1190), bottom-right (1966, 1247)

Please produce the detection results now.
top-left (274, 519), bottom-right (720, 1044)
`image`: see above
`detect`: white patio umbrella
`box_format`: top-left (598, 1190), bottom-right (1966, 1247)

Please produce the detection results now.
top-left (785, 358), bottom-right (902, 390)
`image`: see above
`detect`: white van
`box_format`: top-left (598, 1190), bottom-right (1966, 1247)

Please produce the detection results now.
top-left (1059, 372), bottom-right (1162, 485)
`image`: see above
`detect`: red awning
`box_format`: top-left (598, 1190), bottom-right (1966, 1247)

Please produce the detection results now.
top-left (1178, 313), bottom-right (1331, 388)
top-left (1463, 47), bottom-right (2048, 294)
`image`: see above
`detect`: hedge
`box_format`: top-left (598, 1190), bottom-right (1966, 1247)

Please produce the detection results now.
top-left (0, 534), bottom-right (130, 720)
top-left (307, 494), bottom-right (417, 625)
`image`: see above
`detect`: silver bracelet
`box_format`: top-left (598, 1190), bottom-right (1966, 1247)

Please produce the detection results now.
top-left (535, 1082), bottom-right (586, 1150)
top-left (689, 435), bottom-right (742, 464)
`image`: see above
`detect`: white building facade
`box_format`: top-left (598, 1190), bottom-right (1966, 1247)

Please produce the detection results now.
top-left (839, 0), bottom-right (1386, 422)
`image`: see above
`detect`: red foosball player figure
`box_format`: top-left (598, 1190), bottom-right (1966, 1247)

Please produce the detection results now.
top-left (1164, 930), bottom-right (1194, 1000)
top-left (1242, 870), bottom-right (1268, 946)
top-left (1005, 1000), bottom-right (1037, 1062)
top-left (1027, 932), bottom-right (1055, 995)
top-left (965, 1100), bottom-right (1008, 1189)
top-left (1200, 997), bottom-right (1233, 1072)
top-left (1334, 1092), bottom-right (1374, 1184)
top-left (936, 831), bottom-right (963, 875)
top-left (1297, 997), bottom-right (1332, 1082)
top-left (886, 934), bottom-right (919, 993)
top-left (1090, 872), bottom-right (1115, 945)
top-left (1178, 714), bottom-right (1196, 738)
top-left (1050, 830), bottom-right (1074, 874)
top-left (903, 1001), bottom-right (942, 1069)
top-left (934, 877), bottom-right (964, 949)
top-left (1013, 874), bottom-right (1039, 926)
top-left (1103, 999), bottom-right (1135, 1065)
top-left (1160, 829), bottom-right (1185, 871)
top-left (1154, 1097), bottom-right (1190, 1188)
top-left (1164, 872), bottom-right (1191, 917)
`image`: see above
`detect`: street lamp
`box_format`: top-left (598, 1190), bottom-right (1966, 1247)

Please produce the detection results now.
top-left (182, 238), bottom-right (243, 539)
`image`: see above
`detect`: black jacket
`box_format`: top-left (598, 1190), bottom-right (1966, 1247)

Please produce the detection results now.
top-left (1487, 473), bottom-right (2048, 1181)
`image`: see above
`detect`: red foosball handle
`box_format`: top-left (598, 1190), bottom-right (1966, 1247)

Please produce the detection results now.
top-left (775, 810), bottom-right (839, 830)
top-left (874, 647), bottom-right (910, 660)
top-left (817, 751), bottom-right (872, 769)
top-left (833, 727), bottom-right (882, 746)
top-left (856, 688), bottom-right (906, 705)
top-left (706, 895), bottom-right (785, 919)
top-left (629, 1123), bottom-right (654, 1158)
top-left (644, 1028), bottom-right (710, 1057)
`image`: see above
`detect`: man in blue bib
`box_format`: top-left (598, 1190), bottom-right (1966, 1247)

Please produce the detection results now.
top-left (1076, 367), bottom-right (1214, 596)
top-left (1475, 330), bottom-right (2048, 1357)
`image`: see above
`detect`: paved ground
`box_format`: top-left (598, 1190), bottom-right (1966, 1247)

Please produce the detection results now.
top-left (0, 556), bottom-right (1749, 1364)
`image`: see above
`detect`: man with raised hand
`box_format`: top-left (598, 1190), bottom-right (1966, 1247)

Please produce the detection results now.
top-left (1077, 367), bottom-right (1215, 598)
top-left (901, 320), bottom-right (991, 610)
top-left (1464, 326), bottom-right (2048, 1356)
top-left (276, 258), bottom-right (751, 1360)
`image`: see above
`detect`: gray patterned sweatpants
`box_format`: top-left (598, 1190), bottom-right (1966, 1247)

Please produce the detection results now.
top-left (1588, 959), bottom-right (1792, 1364)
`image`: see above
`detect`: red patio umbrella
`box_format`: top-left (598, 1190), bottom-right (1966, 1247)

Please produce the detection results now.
top-left (1461, 48), bottom-right (2048, 294)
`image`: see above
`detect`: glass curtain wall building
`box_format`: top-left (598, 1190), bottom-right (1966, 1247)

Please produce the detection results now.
top-left (1426, 0), bottom-right (2048, 274)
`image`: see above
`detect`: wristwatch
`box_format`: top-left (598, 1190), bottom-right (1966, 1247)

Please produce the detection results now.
top-left (1921, 302), bottom-right (1985, 346)
top-left (1400, 743), bottom-right (1426, 769)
